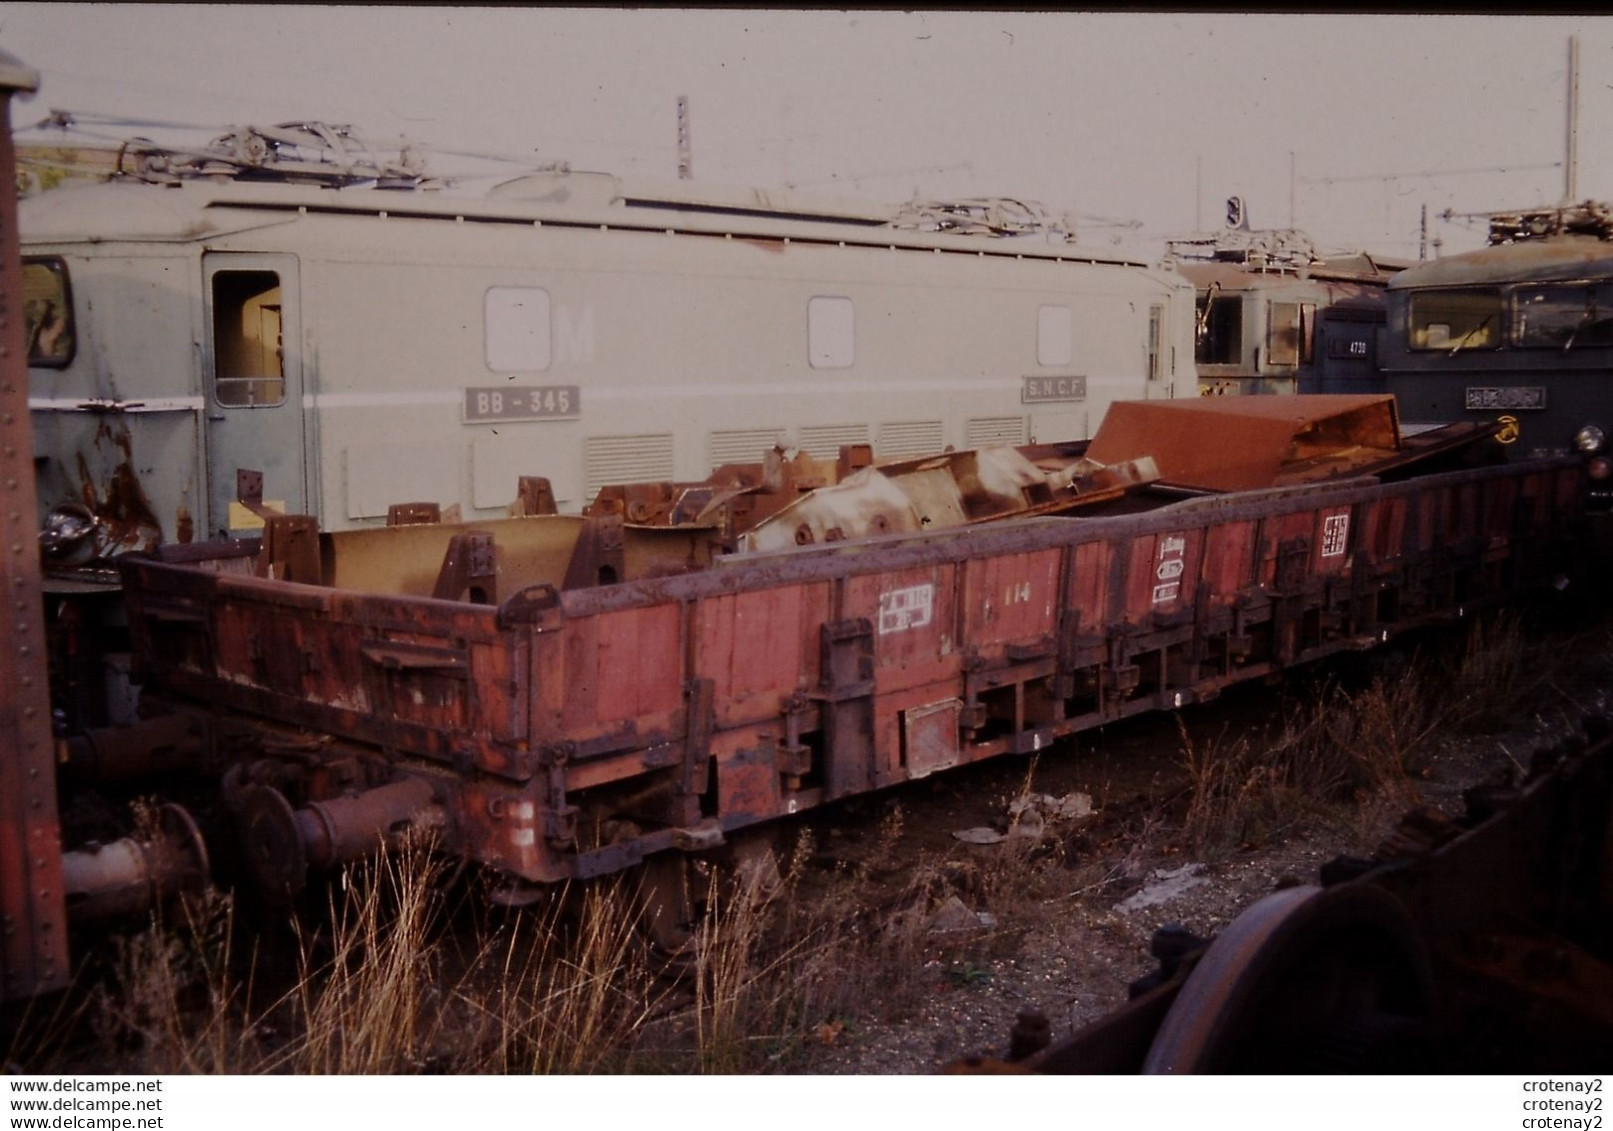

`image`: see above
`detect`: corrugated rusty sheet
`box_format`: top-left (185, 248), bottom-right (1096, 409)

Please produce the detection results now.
top-left (120, 453), bottom-right (1584, 893)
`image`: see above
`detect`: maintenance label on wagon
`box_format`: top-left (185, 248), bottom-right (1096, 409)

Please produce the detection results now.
top-left (878, 584), bottom-right (934, 634)
top-left (464, 385), bottom-right (581, 423)
top-left (1151, 533), bottom-right (1187, 605)
top-left (1321, 512), bottom-right (1350, 557)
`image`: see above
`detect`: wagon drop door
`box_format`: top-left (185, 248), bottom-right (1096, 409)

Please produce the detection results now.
top-left (202, 254), bottom-right (306, 536)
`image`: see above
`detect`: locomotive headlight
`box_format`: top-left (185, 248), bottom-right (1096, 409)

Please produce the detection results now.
top-left (1575, 423), bottom-right (1607, 454)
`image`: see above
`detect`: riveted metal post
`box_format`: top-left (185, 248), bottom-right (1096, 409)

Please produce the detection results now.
top-left (0, 52), bottom-right (70, 1005)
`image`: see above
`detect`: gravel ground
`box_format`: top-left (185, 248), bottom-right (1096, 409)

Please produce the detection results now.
top-left (774, 607), bottom-right (1613, 1074)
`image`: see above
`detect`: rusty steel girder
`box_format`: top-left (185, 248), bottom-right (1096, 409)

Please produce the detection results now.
top-left (0, 54), bottom-right (68, 1006)
top-left (118, 450), bottom-right (1586, 903)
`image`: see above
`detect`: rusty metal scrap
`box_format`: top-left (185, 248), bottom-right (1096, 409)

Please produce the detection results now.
top-left (739, 444), bottom-right (1159, 552)
top-left (586, 444), bottom-right (873, 546)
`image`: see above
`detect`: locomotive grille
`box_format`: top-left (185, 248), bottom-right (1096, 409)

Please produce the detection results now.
top-left (709, 427), bottom-right (786, 469)
top-left (876, 420), bottom-right (946, 460)
top-left (797, 423), bottom-right (871, 460)
top-left (965, 416), bottom-right (1027, 447)
top-left (585, 433), bottom-right (675, 499)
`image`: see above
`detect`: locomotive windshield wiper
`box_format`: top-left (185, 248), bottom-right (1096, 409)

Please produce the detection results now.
top-left (1561, 309), bottom-right (1596, 354)
top-left (1448, 314), bottom-right (1494, 356)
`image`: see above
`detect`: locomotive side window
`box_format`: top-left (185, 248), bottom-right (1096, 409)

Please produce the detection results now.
top-left (1196, 291), bottom-right (1242, 365)
top-left (1511, 283), bottom-right (1613, 349)
top-left (1266, 301), bottom-right (1317, 367)
top-left (22, 257), bottom-right (74, 368)
top-left (1037, 304), bottom-right (1073, 366)
top-left (211, 270), bottom-right (285, 407)
top-left (1147, 304), bottom-right (1166, 380)
top-left (808, 295), bottom-right (855, 369)
top-left (1408, 288), bottom-right (1501, 351)
top-left (485, 286), bottom-right (552, 371)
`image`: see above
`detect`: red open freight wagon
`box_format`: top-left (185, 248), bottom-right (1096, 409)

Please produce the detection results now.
top-left (115, 447), bottom-right (1584, 905)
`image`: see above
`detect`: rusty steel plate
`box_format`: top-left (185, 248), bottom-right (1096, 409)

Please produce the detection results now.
top-left (1087, 395), bottom-right (1403, 492)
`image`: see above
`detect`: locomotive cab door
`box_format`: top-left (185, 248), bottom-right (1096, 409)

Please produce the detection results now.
top-left (201, 253), bottom-right (307, 536)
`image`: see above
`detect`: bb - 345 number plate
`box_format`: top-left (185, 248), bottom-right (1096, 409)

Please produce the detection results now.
top-left (464, 385), bottom-right (581, 422)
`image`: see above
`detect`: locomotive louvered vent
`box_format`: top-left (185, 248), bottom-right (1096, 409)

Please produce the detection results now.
top-left (965, 416), bottom-right (1027, 447)
top-left (709, 428), bottom-right (786, 469)
top-left (797, 423), bottom-right (871, 460)
top-left (586, 434), bottom-right (675, 499)
top-left (877, 421), bottom-right (946, 460)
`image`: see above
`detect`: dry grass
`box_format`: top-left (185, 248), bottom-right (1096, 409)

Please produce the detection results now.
top-left (23, 607), bottom-right (1602, 1076)
top-left (26, 817), bottom-right (956, 1075)
top-left (1175, 609), bottom-right (1555, 857)
top-left (40, 837), bottom-right (669, 1075)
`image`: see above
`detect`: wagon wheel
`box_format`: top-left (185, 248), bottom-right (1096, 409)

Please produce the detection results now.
top-left (236, 783), bottom-right (308, 910)
top-left (636, 852), bottom-right (701, 959)
top-left (631, 833), bottom-right (786, 975)
top-left (1142, 883), bottom-right (1437, 1074)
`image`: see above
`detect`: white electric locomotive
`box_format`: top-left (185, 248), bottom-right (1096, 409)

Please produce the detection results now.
top-left (20, 124), bottom-right (1194, 550)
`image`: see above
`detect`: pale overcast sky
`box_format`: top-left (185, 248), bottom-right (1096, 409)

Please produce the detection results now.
top-left (2, 6), bottom-right (1610, 257)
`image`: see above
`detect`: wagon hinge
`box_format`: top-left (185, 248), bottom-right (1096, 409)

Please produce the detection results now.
top-left (674, 678), bottom-right (716, 828)
top-left (1268, 537), bottom-right (1313, 666)
top-left (776, 692), bottom-right (815, 782)
top-left (816, 616), bottom-right (878, 801)
top-left (1347, 551), bottom-right (1380, 639)
top-left (958, 647), bottom-right (989, 729)
top-left (537, 738), bottom-right (576, 768)
top-left (1105, 625), bottom-right (1141, 699)
top-left (1053, 611), bottom-right (1083, 699)
top-left (1272, 536), bottom-right (1312, 594)
top-left (542, 760), bottom-right (579, 847)
top-left (1322, 572), bottom-right (1358, 639)
top-left (1188, 579), bottom-right (1213, 665)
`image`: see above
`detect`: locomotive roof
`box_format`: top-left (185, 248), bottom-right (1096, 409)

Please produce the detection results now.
top-left (18, 172), bottom-right (1163, 271)
top-left (1387, 234), bottom-right (1613, 290)
top-left (1176, 260), bottom-right (1397, 292)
